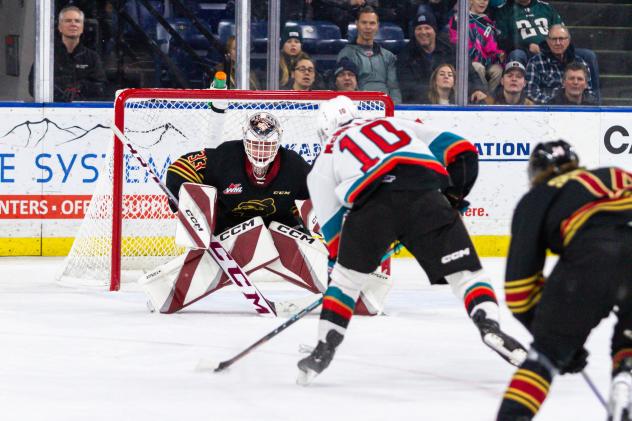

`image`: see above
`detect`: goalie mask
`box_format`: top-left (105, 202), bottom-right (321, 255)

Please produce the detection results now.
top-left (243, 112), bottom-right (283, 181)
top-left (528, 140), bottom-right (579, 186)
top-left (316, 95), bottom-right (359, 143)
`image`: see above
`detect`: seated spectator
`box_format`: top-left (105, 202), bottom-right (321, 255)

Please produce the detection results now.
top-left (30, 5), bottom-right (105, 101)
top-left (482, 61), bottom-right (534, 105)
top-left (526, 24), bottom-right (597, 104)
top-left (333, 58), bottom-right (359, 91)
top-left (493, 0), bottom-right (562, 64)
top-left (336, 6), bottom-right (402, 103)
top-left (491, 0), bottom-right (600, 97)
top-left (415, 0), bottom-right (457, 33)
top-left (550, 62), bottom-right (598, 106)
top-left (213, 36), bottom-right (260, 90)
top-left (428, 63), bottom-right (456, 104)
top-left (397, 11), bottom-right (487, 104)
top-left (282, 57), bottom-right (318, 91)
top-left (448, 0), bottom-right (504, 92)
top-left (279, 28), bottom-right (309, 88)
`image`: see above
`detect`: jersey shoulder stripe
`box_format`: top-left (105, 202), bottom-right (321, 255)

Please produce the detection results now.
top-left (429, 132), bottom-right (477, 166)
top-left (344, 152), bottom-right (447, 204)
top-left (168, 158), bottom-right (203, 183)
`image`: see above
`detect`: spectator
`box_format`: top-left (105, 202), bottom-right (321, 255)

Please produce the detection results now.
top-left (279, 28), bottom-right (309, 88)
top-left (30, 5), bottom-right (106, 101)
top-left (333, 58), bottom-right (359, 91)
top-left (448, 0), bottom-right (504, 93)
top-left (526, 24), bottom-right (597, 104)
top-left (213, 36), bottom-right (260, 90)
top-left (310, 0), bottom-right (378, 37)
top-left (397, 11), bottom-right (487, 104)
top-left (282, 57), bottom-right (318, 91)
top-left (336, 6), bottom-right (402, 103)
top-left (415, 0), bottom-right (457, 34)
top-left (491, 0), bottom-right (600, 98)
top-left (493, 0), bottom-right (563, 64)
top-left (550, 62), bottom-right (598, 106)
top-left (428, 63), bottom-right (456, 104)
top-left (482, 61), bottom-right (534, 105)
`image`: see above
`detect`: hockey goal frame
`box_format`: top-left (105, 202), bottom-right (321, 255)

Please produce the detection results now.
top-left (100, 89), bottom-right (395, 291)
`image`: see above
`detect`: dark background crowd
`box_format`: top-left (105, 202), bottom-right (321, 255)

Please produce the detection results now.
top-left (41, 0), bottom-right (632, 106)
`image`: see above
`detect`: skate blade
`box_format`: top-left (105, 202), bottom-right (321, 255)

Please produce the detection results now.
top-left (483, 333), bottom-right (527, 366)
top-left (296, 368), bottom-right (318, 386)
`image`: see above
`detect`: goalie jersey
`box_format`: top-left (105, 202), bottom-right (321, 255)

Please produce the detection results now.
top-left (166, 140), bottom-right (311, 233)
top-left (307, 117), bottom-right (478, 256)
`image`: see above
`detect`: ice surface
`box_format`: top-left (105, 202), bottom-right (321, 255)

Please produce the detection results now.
top-left (0, 257), bottom-right (613, 420)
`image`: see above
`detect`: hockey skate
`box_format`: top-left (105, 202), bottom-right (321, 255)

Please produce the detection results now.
top-left (297, 330), bottom-right (343, 386)
top-left (473, 309), bottom-right (527, 367)
top-left (608, 359), bottom-right (632, 421)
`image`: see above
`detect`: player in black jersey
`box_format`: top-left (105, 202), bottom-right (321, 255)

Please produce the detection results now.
top-left (166, 112), bottom-right (311, 233)
top-left (136, 112), bottom-right (331, 314)
top-left (497, 140), bottom-right (632, 421)
top-left (139, 112), bottom-right (385, 315)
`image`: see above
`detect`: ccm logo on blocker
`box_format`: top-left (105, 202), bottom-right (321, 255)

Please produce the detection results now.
top-left (441, 248), bottom-right (470, 264)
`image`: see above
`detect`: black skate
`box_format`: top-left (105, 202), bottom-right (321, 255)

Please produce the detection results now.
top-left (297, 330), bottom-right (343, 386)
top-left (473, 309), bottom-right (527, 367)
top-left (608, 359), bottom-right (632, 421)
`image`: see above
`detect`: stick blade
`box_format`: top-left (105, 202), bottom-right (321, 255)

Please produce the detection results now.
top-left (214, 360), bottom-right (232, 372)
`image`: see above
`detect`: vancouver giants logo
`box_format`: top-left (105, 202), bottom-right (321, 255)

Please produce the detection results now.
top-left (223, 183), bottom-right (243, 194)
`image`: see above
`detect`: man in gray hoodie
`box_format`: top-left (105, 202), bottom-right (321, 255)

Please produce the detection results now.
top-left (336, 6), bottom-right (402, 103)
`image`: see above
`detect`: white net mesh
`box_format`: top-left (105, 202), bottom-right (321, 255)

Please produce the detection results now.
top-left (57, 90), bottom-right (392, 290)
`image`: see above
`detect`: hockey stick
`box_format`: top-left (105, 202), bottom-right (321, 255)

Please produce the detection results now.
top-left (111, 125), bottom-right (276, 317)
top-left (581, 371), bottom-right (607, 409)
top-left (209, 296), bottom-right (323, 372)
top-left (204, 245), bottom-right (400, 372)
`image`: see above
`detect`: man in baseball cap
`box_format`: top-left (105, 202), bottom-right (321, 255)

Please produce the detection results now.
top-left (334, 57), bottom-right (359, 91)
top-left (483, 60), bottom-right (534, 105)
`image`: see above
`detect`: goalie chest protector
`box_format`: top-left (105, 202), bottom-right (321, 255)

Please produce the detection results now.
top-left (201, 140), bottom-right (310, 232)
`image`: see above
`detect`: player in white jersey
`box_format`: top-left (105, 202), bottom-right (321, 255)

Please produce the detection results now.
top-left (297, 96), bottom-right (527, 385)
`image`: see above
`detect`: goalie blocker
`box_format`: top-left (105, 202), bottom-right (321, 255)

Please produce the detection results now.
top-left (138, 184), bottom-right (391, 315)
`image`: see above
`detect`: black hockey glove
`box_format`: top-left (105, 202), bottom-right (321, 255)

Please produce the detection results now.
top-left (444, 187), bottom-right (470, 215)
top-left (559, 347), bottom-right (589, 374)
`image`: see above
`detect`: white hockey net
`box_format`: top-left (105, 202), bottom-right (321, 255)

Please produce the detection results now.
top-left (57, 89), bottom-right (394, 290)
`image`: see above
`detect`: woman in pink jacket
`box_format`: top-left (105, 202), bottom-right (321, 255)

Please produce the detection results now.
top-left (448, 0), bottom-right (505, 93)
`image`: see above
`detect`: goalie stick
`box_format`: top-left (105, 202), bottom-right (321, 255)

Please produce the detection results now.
top-left (111, 124), bottom-right (277, 317)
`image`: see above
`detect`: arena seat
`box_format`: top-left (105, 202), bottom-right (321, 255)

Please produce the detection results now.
top-left (216, 20), bottom-right (268, 52)
top-left (285, 21), bottom-right (348, 54)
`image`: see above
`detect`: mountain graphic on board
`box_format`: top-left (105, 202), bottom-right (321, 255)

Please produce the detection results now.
top-left (0, 118), bottom-right (109, 147)
top-left (0, 119), bottom-right (188, 149)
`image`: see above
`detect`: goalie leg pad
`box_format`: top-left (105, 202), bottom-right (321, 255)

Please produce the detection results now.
top-left (267, 222), bottom-right (328, 293)
top-left (140, 217), bottom-right (278, 314)
top-left (217, 217), bottom-right (280, 275)
top-left (175, 183), bottom-right (217, 249)
top-left (138, 249), bottom-right (226, 314)
top-left (445, 269), bottom-right (499, 320)
top-left (356, 271), bottom-right (392, 316)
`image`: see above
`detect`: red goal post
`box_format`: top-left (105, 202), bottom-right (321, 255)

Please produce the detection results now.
top-left (58, 89), bottom-right (394, 291)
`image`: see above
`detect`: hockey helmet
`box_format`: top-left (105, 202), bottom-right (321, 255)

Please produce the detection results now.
top-left (316, 95), bottom-right (359, 143)
top-left (243, 112), bottom-right (283, 172)
top-left (527, 140), bottom-right (579, 185)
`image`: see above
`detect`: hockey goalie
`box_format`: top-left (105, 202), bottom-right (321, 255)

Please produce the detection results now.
top-left (137, 111), bottom-right (391, 316)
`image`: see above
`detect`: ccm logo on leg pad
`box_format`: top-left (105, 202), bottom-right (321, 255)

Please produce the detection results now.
top-left (441, 248), bottom-right (470, 264)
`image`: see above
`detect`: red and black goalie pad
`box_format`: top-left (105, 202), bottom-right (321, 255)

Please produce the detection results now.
top-left (268, 222), bottom-right (328, 294)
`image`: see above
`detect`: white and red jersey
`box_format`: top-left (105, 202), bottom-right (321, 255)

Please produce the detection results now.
top-left (307, 117), bottom-right (477, 257)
